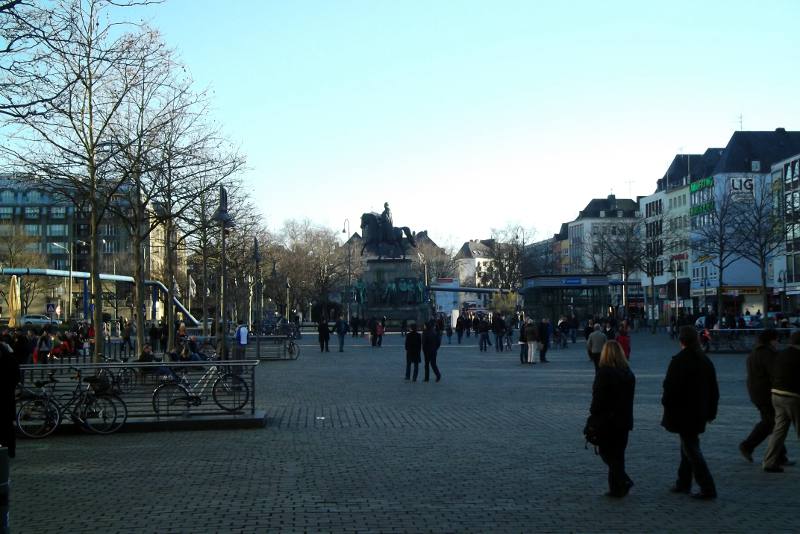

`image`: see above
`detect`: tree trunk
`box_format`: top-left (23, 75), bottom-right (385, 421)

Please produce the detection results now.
top-left (133, 233), bottom-right (146, 358)
top-left (761, 261), bottom-right (769, 319)
top-left (165, 219), bottom-right (176, 352)
top-left (201, 246), bottom-right (208, 337)
top-left (91, 213), bottom-right (103, 362)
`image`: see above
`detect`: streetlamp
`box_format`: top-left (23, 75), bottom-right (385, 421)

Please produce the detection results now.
top-left (285, 278), bottom-right (291, 321)
top-left (253, 236), bottom-right (262, 358)
top-left (342, 219), bottom-right (351, 321)
top-left (669, 258), bottom-right (683, 321)
top-left (212, 185), bottom-right (235, 358)
top-left (50, 241), bottom-right (72, 320)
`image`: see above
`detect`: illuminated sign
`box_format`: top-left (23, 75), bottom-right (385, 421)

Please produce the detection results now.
top-left (690, 202), bottom-right (714, 216)
top-left (690, 177), bottom-right (714, 193)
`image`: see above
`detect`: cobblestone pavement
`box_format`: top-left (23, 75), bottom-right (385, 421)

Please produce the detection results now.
top-left (11, 330), bottom-right (799, 533)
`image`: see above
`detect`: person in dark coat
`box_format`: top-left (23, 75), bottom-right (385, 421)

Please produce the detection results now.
top-left (518, 319), bottom-right (528, 364)
top-left (0, 339), bottom-right (20, 458)
top-left (762, 330), bottom-right (800, 472)
top-left (590, 340), bottom-right (635, 497)
top-left (422, 320), bottom-right (442, 382)
top-left (149, 323), bottom-right (160, 353)
top-left (537, 318), bottom-right (550, 363)
top-left (317, 318), bottom-right (332, 352)
top-left (740, 329), bottom-right (789, 465)
top-left (661, 325), bottom-right (719, 500)
top-left (404, 323), bottom-right (422, 382)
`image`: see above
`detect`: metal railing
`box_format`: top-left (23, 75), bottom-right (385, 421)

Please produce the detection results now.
top-left (17, 360), bottom-right (258, 425)
top-left (704, 328), bottom-right (795, 353)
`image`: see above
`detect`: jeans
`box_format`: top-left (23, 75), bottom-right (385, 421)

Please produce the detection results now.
top-left (569, 328), bottom-right (576, 343)
top-left (520, 343), bottom-right (528, 364)
top-left (539, 341), bottom-right (549, 362)
top-left (337, 334), bottom-right (345, 352)
top-left (676, 433), bottom-right (716, 494)
top-left (494, 333), bottom-right (504, 352)
top-left (599, 431), bottom-right (632, 495)
top-left (457, 330), bottom-right (463, 344)
top-left (763, 393), bottom-right (800, 469)
top-left (479, 333), bottom-right (490, 351)
top-left (319, 339), bottom-right (329, 352)
top-left (741, 403), bottom-right (787, 461)
top-left (526, 342), bottom-right (537, 363)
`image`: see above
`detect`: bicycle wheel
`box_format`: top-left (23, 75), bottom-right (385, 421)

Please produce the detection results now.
top-left (117, 367), bottom-right (135, 393)
top-left (16, 398), bottom-right (60, 438)
top-left (152, 382), bottom-right (191, 415)
top-left (286, 341), bottom-right (300, 360)
top-left (81, 395), bottom-right (118, 434)
top-left (95, 394), bottom-right (128, 434)
top-left (212, 374), bottom-right (249, 412)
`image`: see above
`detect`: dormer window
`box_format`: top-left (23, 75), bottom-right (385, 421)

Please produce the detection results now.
top-left (752, 160), bottom-right (761, 172)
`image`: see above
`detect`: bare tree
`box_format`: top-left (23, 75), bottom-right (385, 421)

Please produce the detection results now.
top-left (0, 223), bottom-right (59, 313)
top-left (692, 187), bottom-right (742, 315)
top-left (479, 225), bottom-right (535, 290)
top-left (733, 177), bottom-right (784, 314)
top-left (2, 0), bottom-right (162, 358)
top-left (413, 241), bottom-right (456, 282)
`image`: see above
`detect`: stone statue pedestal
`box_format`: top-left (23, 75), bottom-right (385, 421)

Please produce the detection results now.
top-left (358, 258), bottom-right (429, 325)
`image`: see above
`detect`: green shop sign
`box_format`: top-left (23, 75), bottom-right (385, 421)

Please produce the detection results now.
top-left (690, 201), bottom-right (714, 216)
top-left (690, 177), bottom-right (714, 193)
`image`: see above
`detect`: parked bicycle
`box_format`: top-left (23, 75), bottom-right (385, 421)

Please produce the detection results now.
top-left (97, 355), bottom-right (136, 394)
top-left (16, 368), bottom-right (128, 438)
top-left (285, 338), bottom-right (300, 360)
top-left (151, 360), bottom-right (250, 416)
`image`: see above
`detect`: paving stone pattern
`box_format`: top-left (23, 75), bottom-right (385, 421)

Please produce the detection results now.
top-left (10, 330), bottom-right (799, 533)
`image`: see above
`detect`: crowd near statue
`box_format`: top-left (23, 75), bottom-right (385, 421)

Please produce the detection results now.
top-left (360, 202), bottom-right (417, 259)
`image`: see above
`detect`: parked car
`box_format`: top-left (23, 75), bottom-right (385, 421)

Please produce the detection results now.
top-left (21, 314), bottom-right (62, 326)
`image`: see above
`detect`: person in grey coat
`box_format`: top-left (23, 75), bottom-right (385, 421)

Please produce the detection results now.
top-left (586, 324), bottom-right (607, 370)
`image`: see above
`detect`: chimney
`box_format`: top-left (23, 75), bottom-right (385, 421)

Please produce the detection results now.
top-left (776, 127), bottom-right (786, 133)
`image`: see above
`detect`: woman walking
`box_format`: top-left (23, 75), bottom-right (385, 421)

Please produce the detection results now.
top-left (589, 340), bottom-right (635, 497)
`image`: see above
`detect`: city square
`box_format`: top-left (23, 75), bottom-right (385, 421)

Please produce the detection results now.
top-left (10, 331), bottom-right (799, 533)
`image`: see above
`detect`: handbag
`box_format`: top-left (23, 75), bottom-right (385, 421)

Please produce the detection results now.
top-left (583, 413), bottom-right (611, 448)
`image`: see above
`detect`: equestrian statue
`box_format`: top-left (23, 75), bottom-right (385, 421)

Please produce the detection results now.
top-left (360, 202), bottom-right (416, 259)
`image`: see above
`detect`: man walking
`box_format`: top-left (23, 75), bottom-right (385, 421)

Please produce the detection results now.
top-left (334, 314), bottom-right (349, 353)
top-left (661, 326), bottom-right (719, 500)
top-left (762, 330), bottom-right (800, 472)
top-left (587, 324), bottom-right (606, 370)
top-left (404, 323), bottom-right (422, 382)
top-left (537, 318), bottom-right (551, 363)
top-left (740, 329), bottom-right (790, 465)
top-left (234, 319), bottom-right (248, 360)
top-left (422, 320), bottom-right (442, 382)
top-left (492, 313), bottom-right (505, 353)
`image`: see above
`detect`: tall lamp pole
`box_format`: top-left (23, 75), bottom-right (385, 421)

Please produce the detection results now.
top-left (778, 270), bottom-right (788, 314)
top-left (51, 241), bottom-right (73, 320)
top-left (342, 219), bottom-right (351, 322)
top-left (213, 186), bottom-right (235, 358)
top-left (254, 236), bottom-right (262, 359)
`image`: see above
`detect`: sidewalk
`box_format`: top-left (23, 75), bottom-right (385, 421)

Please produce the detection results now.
top-left (10, 331), bottom-right (797, 532)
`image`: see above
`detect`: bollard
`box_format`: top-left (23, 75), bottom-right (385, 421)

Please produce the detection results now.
top-left (0, 447), bottom-right (9, 534)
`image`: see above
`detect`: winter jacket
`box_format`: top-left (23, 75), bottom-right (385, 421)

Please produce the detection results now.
top-left (661, 347), bottom-right (719, 434)
top-left (746, 343), bottom-right (778, 406)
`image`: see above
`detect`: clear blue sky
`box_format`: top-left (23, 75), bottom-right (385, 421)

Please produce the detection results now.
top-left (131, 0), bottom-right (800, 249)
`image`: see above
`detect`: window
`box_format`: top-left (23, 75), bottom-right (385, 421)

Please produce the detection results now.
top-left (24, 207), bottom-right (39, 218)
top-left (0, 190), bottom-right (13, 203)
top-left (47, 224), bottom-right (67, 236)
top-left (51, 207), bottom-right (66, 219)
top-left (0, 207), bottom-right (11, 219)
top-left (24, 190), bottom-right (41, 203)
top-left (48, 242), bottom-right (67, 254)
top-left (23, 224), bottom-right (40, 236)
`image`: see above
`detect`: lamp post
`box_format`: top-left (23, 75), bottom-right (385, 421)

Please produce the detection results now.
top-left (50, 241), bottom-right (73, 320)
top-left (778, 270), bottom-right (788, 314)
top-left (101, 238), bottom-right (118, 320)
top-left (669, 258), bottom-right (683, 321)
top-left (342, 219), bottom-right (351, 321)
top-left (253, 237), bottom-right (262, 359)
top-left (285, 278), bottom-right (291, 321)
top-left (212, 186), bottom-right (235, 358)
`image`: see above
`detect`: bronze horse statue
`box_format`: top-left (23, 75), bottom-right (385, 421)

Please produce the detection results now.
top-left (360, 212), bottom-right (416, 259)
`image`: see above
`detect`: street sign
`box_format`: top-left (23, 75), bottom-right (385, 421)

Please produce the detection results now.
top-left (46, 303), bottom-right (56, 314)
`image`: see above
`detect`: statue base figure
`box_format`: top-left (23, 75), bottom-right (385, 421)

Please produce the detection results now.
top-left (355, 258), bottom-right (429, 325)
